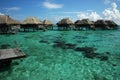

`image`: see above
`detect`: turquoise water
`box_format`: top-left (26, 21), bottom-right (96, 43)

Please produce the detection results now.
top-left (0, 27), bottom-right (120, 80)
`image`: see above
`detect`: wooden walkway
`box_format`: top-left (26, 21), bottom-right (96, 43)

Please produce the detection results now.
top-left (0, 48), bottom-right (26, 61)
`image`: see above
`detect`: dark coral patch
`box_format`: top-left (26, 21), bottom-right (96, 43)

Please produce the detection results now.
top-left (74, 47), bottom-right (109, 61)
top-left (39, 40), bottom-right (49, 44)
top-left (97, 55), bottom-right (109, 61)
top-left (64, 43), bottom-right (76, 49)
top-left (83, 52), bottom-right (99, 59)
top-left (53, 41), bottom-right (76, 49)
top-left (53, 41), bottom-right (65, 49)
top-left (74, 47), bottom-right (95, 53)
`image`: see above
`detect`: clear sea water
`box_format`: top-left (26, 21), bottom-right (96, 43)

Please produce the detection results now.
top-left (0, 26), bottom-right (120, 80)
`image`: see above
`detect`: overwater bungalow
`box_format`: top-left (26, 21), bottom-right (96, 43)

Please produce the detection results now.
top-left (0, 15), bottom-right (20, 34)
top-left (21, 17), bottom-right (42, 32)
top-left (94, 20), bottom-right (110, 30)
top-left (75, 19), bottom-right (95, 30)
top-left (57, 18), bottom-right (74, 30)
top-left (43, 19), bottom-right (53, 30)
top-left (105, 20), bottom-right (118, 29)
top-left (38, 20), bottom-right (44, 30)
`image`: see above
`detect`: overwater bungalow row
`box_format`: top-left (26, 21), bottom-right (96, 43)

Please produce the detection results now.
top-left (0, 15), bottom-right (118, 33)
top-left (94, 20), bottom-right (118, 30)
top-left (57, 18), bottom-right (118, 30)
top-left (0, 15), bottom-right (21, 34)
top-left (74, 19), bottom-right (118, 30)
top-left (20, 17), bottom-right (53, 32)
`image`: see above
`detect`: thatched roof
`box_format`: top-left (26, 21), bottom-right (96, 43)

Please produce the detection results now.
top-left (75, 20), bottom-right (80, 24)
top-left (75, 19), bottom-right (94, 25)
top-left (57, 18), bottom-right (73, 25)
top-left (0, 15), bottom-right (20, 25)
top-left (43, 19), bottom-right (53, 25)
top-left (23, 17), bottom-right (42, 24)
top-left (105, 20), bottom-right (118, 26)
top-left (95, 20), bottom-right (108, 25)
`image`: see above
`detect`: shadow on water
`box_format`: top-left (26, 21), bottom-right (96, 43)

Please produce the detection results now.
top-left (0, 34), bottom-right (12, 37)
top-left (0, 66), bottom-right (11, 73)
top-left (0, 44), bottom-right (11, 49)
top-left (0, 62), bottom-right (14, 80)
top-left (0, 61), bottom-right (12, 72)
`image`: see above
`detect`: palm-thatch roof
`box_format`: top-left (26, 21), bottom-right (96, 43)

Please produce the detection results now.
top-left (75, 19), bottom-right (94, 26)
top-left (23, 17), bottom-right (42, 25)
top-left (95, 20), bottom-right (108, 26)
top-left (0, 15), bottom-right (20, 25)
top-left (57, 18), bottom-right (73, 25)
top-left (105, 20), bottom-right (118, 27)
top-left (43, 19), bottom-right (53, 25)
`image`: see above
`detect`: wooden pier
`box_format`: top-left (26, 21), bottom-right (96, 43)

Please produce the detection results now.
top-left (0, 48), bottom-right (26, 61)
top-left (0, 48), bottom-right (26, 68)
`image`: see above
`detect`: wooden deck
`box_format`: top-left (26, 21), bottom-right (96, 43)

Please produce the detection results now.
top-left (0, 48), bottom-right (26, 61)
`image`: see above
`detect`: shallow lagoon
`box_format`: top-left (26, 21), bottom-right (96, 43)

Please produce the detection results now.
top-left (0, 27), bottom-right (120, 80)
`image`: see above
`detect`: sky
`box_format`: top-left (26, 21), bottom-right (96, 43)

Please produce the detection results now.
top-left (0, 0), bottom-right (120, 24)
